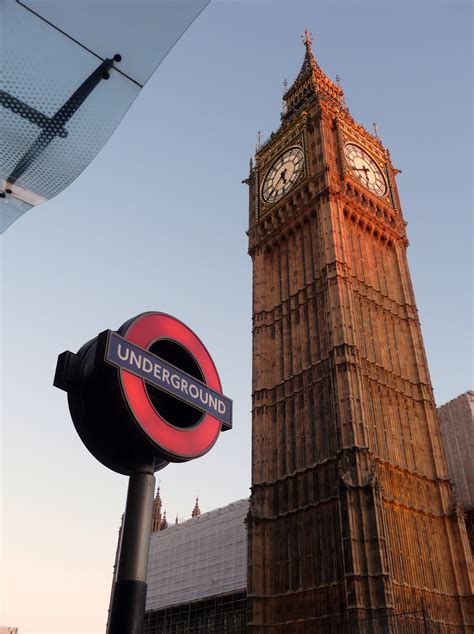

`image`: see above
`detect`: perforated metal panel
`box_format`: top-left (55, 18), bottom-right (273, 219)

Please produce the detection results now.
top-left (0, 0), bottom-right (209, 232)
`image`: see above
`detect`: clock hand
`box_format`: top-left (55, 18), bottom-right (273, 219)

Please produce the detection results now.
top-left (268, 166), bottom-right (290, 199)
top-left (273, 177), bottom-right (283, 191)
top-left (274, 168), bottom-right (288, 189)
top-left (353, 165), bottom-right (370, 181)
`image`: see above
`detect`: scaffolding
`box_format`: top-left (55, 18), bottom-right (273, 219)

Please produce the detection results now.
top-left (145, 498), bottom-right (248, 631)
top-left (144, 591), bottom-right (247, 633)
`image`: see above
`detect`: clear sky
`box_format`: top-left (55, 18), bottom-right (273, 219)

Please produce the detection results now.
top-left (1, 1), bottom-right (472, 632)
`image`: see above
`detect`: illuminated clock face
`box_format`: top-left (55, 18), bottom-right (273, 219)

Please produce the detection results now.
top-left (261, 147), bottom-right (305, 204)
top-left (344, 143), bottom-right (387, 197)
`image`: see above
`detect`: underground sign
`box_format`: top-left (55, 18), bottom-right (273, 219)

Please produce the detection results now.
top-left (54, 312), bottom-right (232, 474)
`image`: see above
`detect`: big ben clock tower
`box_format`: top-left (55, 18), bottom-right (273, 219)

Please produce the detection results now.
top-left (246, 31), bottom-right (473, 632)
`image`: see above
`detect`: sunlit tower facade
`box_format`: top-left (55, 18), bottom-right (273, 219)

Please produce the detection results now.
top-left (246, 32), bottom-right (473, 632)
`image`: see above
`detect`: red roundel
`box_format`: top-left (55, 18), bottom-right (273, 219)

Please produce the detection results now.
top-left (120, 313), bottom-right (222, 460)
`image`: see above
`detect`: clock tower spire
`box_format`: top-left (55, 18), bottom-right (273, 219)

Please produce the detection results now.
top-left (281, 27), bottom-right (344, 126)
top-left (246, 32), bottom-right (473, 632)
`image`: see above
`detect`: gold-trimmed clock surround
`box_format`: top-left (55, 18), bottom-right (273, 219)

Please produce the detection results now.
top-left (261, 146), bottom-right (305, 205)
top-left (335, 120), bottom-right (395, 208)
top-left (344, 142), bottom-right (387, 197)
top-left (256, 124), bottom-right (308, 219)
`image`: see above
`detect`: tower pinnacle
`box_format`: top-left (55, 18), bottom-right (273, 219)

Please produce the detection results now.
top-left (152, 484), bottom-right (163, 532)
top-left (160, 510), bottom-right (168, 530)
top-left (302, 28), bottom-right (313, 52)
top-left (281, 29), bottom-right (343, 123)
top-left (191, 496), bottom-right (201, 518)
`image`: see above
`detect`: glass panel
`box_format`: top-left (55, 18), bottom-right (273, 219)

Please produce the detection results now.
top-left (19, 0), bottom-right (209, 86)
top-left (0, 0), bottom-right (209, 233)
top-left (0, 196), bottom-right (32, 234)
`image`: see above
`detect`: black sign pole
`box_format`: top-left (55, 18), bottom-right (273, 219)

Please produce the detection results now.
top-left (108, 462), bottom-right (155, 634)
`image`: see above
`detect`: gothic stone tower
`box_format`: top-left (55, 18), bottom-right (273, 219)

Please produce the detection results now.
top-left (152, 486), bottom-right (163, 533)
top-left (246, 32), bottom-right (473, 632)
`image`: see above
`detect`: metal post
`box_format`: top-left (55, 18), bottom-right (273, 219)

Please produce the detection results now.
top-left (108, 465), bottom-right (155, 634)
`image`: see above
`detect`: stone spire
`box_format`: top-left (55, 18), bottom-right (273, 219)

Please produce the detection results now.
top-left (282, 29), bottom-right (344, 121)
top-left (151, 485), bottom-right (162, 532)
top-left (160, 510), bottom-right (168, 530)
top-left (191, 496), bottom-right (201, 518)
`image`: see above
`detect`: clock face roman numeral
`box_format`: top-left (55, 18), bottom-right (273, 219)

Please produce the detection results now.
top-left (261, 146), bottom-right (305, 204)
